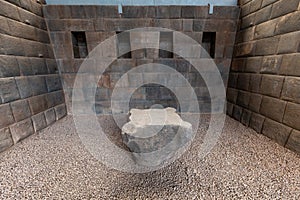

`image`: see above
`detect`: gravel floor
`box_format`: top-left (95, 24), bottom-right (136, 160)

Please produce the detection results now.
top-left (0, 115), bottom-right (300, 199)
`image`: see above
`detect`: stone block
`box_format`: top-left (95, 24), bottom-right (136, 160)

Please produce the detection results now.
top-left (30, 1), bottom-right (43, 17)
top-left (260, 55), bottom-right (282, 74)
top-left (275, 11), bottom-right (300, 35)
top-left (22, 39), bottom-right (49, 58)
top-left (28, 94), bottom-right (48, 115)
top-left (55, 104), bottom-right (67, 120)
top-left (122, 6), bottom-right (156, 18)
top-left (262, 118), bottom-right (292, 146)
top-left (228, 73), bottom-right (238, 88)
top-left (231, 58), bottom-right (246, 72)
top-left (286, 129), bottom-right (300, 154)
top-left (95, 6), bottom-right (119, 18)
top-left (277, 31), bottom-right (300, 54)
top-left (182, 19), bottom-right (193, 31)
top-left (0, 78), bottom-right (20, 103)
top-left (29, 76), bottom-right (48, 96)
top-left (260, 75), bottom-right (284, 98)
top-left (10, 118), bottom-right (34, 144)
top-left (156, 6), bottom-right (181, 19)
top-left (0, 0), bottom-right (20, 21)
top-left (210, 6), bottom-right (240, 19)
top-left (0, 104), bottom-right (15, 129)
top-left (15, 77), bottom-right (32, 99)
top-left (249, 113), bottom-right (265, 133)
top-left (232, 105), bottom-right (243, 121)
top-left (46, 59), bottom-right (58, 74)
top-left (6, 18), bottom-right (37, 41)
top-left (32, 112), bottom-right (47, 132)
top-left (260, 96), bottom-right (286, 122)
top-left (30, 58), bottom-right (48, 75)
top-left (181, 6), bottom-right (209, 18)
top-left (0, 128), bottom-right (13, 153)
top-left (249, 0), bottom-right (263, 13)
top-left (10, 99), bottom-right (31, 122)
top-left (45, 108), bottom-right (56, 125)
top-left (249, 74), bottom-right (262, 93)
top-left (46, 75), bottom-right (62, 92)
top-left (237, 73), bottom-right (250, 91)
top-left (19, 0), bottom-right (32, 11)
top-left (270, 0), bottom-right (299, 19)
top-left (235, 27), bottom-right (255, 43)
top-left (241, 109), bottom-right (252, 126)
top-left (153, 19), bottom-right (183, 31)
top-left (244, 57), bottom-right (262, 73)
top-left (0, 34), bottom-right (24, 56)
top-left (18, 8), bottom-right (47, 30)
top-left (104, 19), bottom-right (153, 31)
top-left (249, 93), bottom-right (262, 113)
top-left (0, 55), bottom-right (20, 78)
top-left (241, 13), bottom-right (256, 29)
top-left (279, 54), bottom-right (300, 76)
top-left (254, 18), bottom-right (278, 40)
top-left (0, 16), bottom-right (10, 35)
top-left (193, 19), bottom-right (237, 32)
top-left (237, 91), bottom-right (250, 108)
top-left (261, 0), bottom-right (277, 7)
top-left (283, 102), bottom-right (300, 130)
top-left (255, 4), bottom-right (272, 24)
top-left (70, 5), bottom-right (87, 18)
top-left (17, 57), bottom-right (33, 76)
top-left (46, 91), bottom-right (65, 108)
top-left (255, 36), bottom-right (280, 56)
top-left (226, 102), bottom-right (234, 116)
top-left (282, 77), bottom-right (300, 104)
top-left (234, 42), bottom-right (255, 57)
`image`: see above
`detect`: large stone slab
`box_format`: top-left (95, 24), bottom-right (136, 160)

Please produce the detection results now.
top-left (121, 107), bottom-right (192, 166)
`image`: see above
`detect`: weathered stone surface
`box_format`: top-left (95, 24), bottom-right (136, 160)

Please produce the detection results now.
top-left (270, 0), bottom-right (299, 19)
top-left (232, 105), bottom-right (243, 121)
top-left (234, 42), bottom-right (255, 57)
top-left (46, 75), bottom-right (62, 92)
top-left (236, 27), bottom-right (255, 43)
top-left (121, 108), bottom-right (192, 166)
top-left (237, 74), bottom-right (250, 91)
top-left (283, 102), bottom-right (300, 131)
top-left (156, 6), bottom-right (181, 19)
top-left (29, 76), bottom-right (48, 96)
top-left (249, 93), bottom-right (262, 113)
top-left (255, 4), bottom-right (272, 24)
top-left (277, 31), bottom-right (300, 54)
top-left (244, 57), bottom-right (262, 73)
top-left (0, 55), bottom-right (20, 78)
top-left (279, 54), bottom-right (300, 76)
top-left (45, 108), bottom-right (56, 125)
top-left (55, 104), bottom-right (67, 120)
top-left (249, 113), bottom-right (265, 133)
top-left (241, 13), bottom-right (256, 29)
top-left (260, 96), bottom-right (286, 122)
top-left (226, 102), bottom-right (233, 116)
top-left (255, 37), bottom-right (280, 56)
top-left (30, 58), bottom-right (48, 75)
top-left (286, 129), bottom-right (300, 154)
top-left (0, 33), bottom-right (24, 56)
top-left (261, 0), bottom-right (277, 7)
top-left (260, 55), bottom-right (282, 74)
top-left (237, 91), bottom-right (250, 108)
top-left (0, 0), bottom-right (20, 21)
top-left (32, 112), bottom-right (47, 132)
top-left (10, 118), bottom-right (34, 144)
top-left (0, 128), bottom-right (13, 152)
top-left (0, 104), bottom-right (15, 129)
top-left (260, 75), bottom-right (284, 98)
top-left (17, 57), bottom-right (33, 76)
top-left (262, 118), bottom-right (292, 146)
top-left (227, 88), bottom-right (238, 103)
top-left (10, 99), bottom-right (31, 122)
top-left (122, 6), bottom-right (156, 18)
top-left (28, 94), bottom-right (48, 115)
top-left (0, 78), bottom-right (20, 103)
top-left (46, 91), bottom-right (65, 108)
top-left (254, 18), bottom-right (279, 39)
top-left (15, 77), bottom-right (32, 99)
top-left (241, 109), bottom-right (252, 126)
top-left (249, 74), bottom-right (262, 93)
top-left (275, 11), bottom-right (300, 35)
top-left (281, 77), bottom-right (300, 104)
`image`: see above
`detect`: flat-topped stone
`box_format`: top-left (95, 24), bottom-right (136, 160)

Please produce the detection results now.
top-left (121, 107), bottom-right (192, 166)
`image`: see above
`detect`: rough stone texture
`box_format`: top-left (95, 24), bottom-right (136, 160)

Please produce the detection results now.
top-left (228, 0), bottom-right (300, 154)
top-left (32, 112), bottom-right (47, 132)
top-left (0, 0), bottom-right (66, 152)
top-left (286, 129), bottom-right (300, 154)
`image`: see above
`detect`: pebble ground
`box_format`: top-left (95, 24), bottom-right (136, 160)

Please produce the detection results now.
top-left (0, 115), bottom-right (299, 199)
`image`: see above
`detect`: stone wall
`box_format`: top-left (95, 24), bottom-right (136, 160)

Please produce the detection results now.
top-left (227, 0), bottom-right (300, 154)
top-left (43, 5), bottom-right (239, 115)
top-left (0, 0), bottom-right (66, 153)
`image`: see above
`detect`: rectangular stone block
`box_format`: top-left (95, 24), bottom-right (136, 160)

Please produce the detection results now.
top-left (249, 74), bottom-right (262, 93)
top-left (55, 104), bottom-right (67, 120)
top-left (46, 90), bottom-right (65, 108)
top-left (0, 78), bottom-right (20, 103)
top-left (244, 57), bottom-right (262, 73)
top-left (30, 58), bottom-right (48, 75)
top-left (0, 128), bottom-right (13, 153)
top-left (32, 112), bottom-right (47, 132)
top-left (262, 118), bottom-right (292, 146)
top-left (255, 4), bottom-right (272, 24)
top-left (236, 27), bottom-right (255, 43)
top-left (17, 57), bottom-right (33, 76)
top-left (260, 96), bottom-right (286, 122)
top-left (241, 13), bottom-right (256, 29)
top-left (153, 19), bottom-right (182, 31)
top-left (255, 37), bottom-right (280, 56)
top-left (286, 129), bottom-right (300, 154)
top-left (0, 104), bottom-right (15, 129)
top-left (232, 105), bottom-right (243, 121)
top-left (237, 91), bottom-right (250, 108)
top-left (18, 8), bottom-right (47, 30)
top-left (28, 94), bottom-right (48, 115)
top-left (277, 31), bottom-right (300, 54)
top-left (0, 0), bottom-right (20, 21)
top-left (0, 55), bottom-right (20, 78)
top-left (249, 0), bottom-right (263, 13)
top-left (254, 18), bottom-right (279, 40)
top-left (6, 18), bottom-right (37, 41)
top-left (275, 11), bottom-right (300, 35)
top-left (228, 73), bottom-right (238, 88)
top-left (156, 6), bottom-right (181, 19)
top-left (95, 6), bottom-right (119, 18)
top-left (45, 108), bottom-right (56, 125)
top-left (281, 77), bottom-right (300, 104)
top-left (0, 34), bottom-right (24, 56)
top-left (70, 5), bottom-right (87, 18)
top-left (237, 74), bottom-right (250, 91)
top-left (260, 75), bottom-right (284, 98)
top-left (260, 55), bottom-right (282, 74)
top-left (249, 113), bottom-right (265, 133)
top-left (231, 58), bottom-right (246, 72)
top-left (249, 93), bottom-right (262, 113)
top-left (10, 99), bottom-right (31, 122)
top-left (15, 77), bottom-right (33, 99)
top-left (46, 59), bottom-right (58, 74)
top-left (283, 102), bottom-right (300, 130)
top-left (241, 109), bottom-right (252, 126)
top-left (193, 19), bottom-right (237, 32)
top-left (181, 6), bottom-right (208, 18)
top-left (29, 76), bottom-right (48, 96)
top-left (46, 75), bottom-right (62, 92)
top-left (10, 118), bottom-right (34, 144)
top-left (226, 102), bottom-right (234, 116)
top-left (210, 6), bottom-right (240, 19)
top-left (270, 0), bottom-right (299, 19)
top-left (234, 42), bottom-right (255, 57)
top-left (279, 54), bottom-right (300, 76)
top-left (22, 39), bottom-right (49, 58)
top-left (261, 0), bottom-right (277, 7)
top-left (122, 6), bottom-right (156, 18)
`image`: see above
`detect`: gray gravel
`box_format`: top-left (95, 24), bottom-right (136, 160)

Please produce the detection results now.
top-left (0, 115), bottom-right (299, 199)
